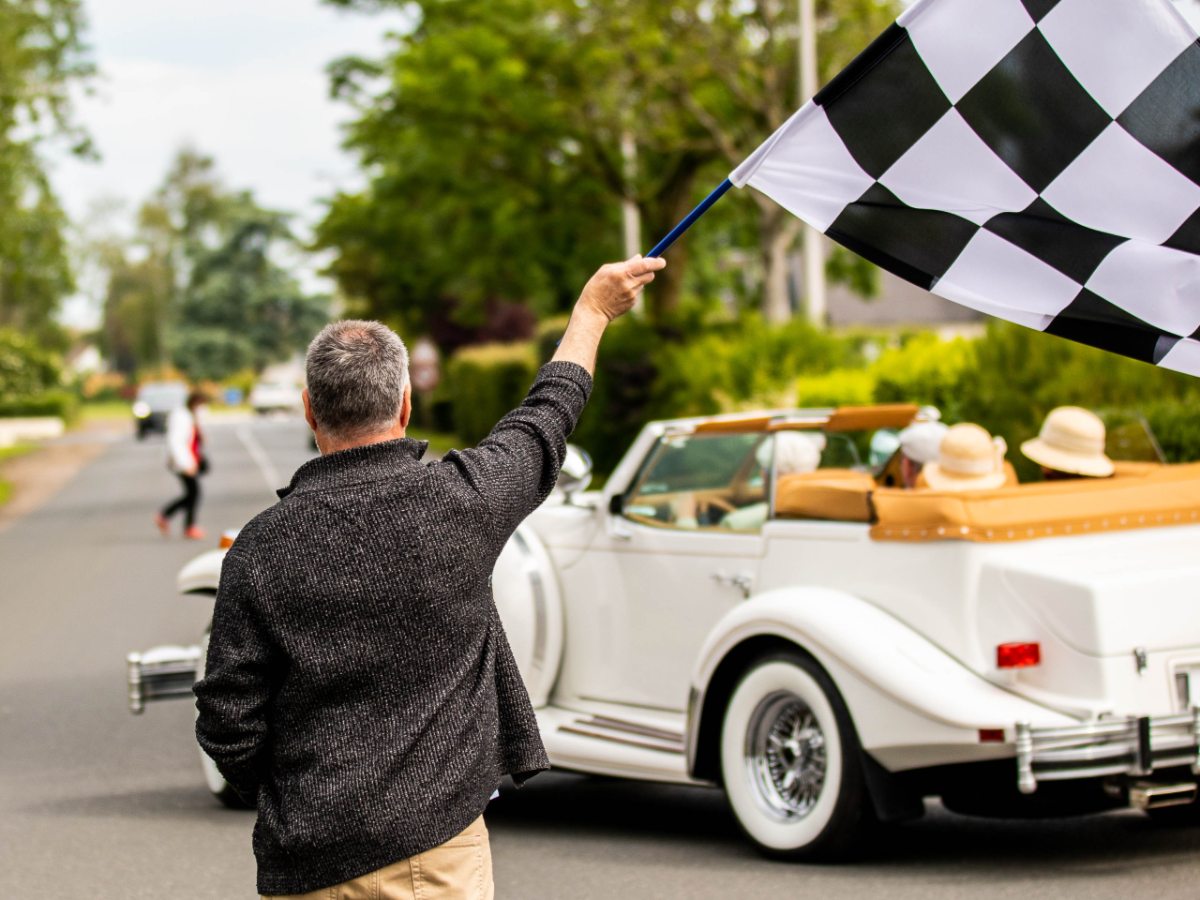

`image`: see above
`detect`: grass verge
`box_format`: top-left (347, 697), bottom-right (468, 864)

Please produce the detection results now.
top-left (80, 401), bottom-right (132, 423)
top-left (0, 442), bottom-right (35, 508)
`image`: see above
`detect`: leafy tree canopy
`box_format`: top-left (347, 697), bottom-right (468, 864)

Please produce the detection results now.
top-left (101, 148), bottom-right (330, 381)
top-left (318, 0), bottom-right (897, 336)
top-left (0, 0), bottom-right (94, 343)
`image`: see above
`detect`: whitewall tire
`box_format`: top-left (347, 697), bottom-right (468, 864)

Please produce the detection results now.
top-left (196, 629), bottom-right (253, 810)
top-left (720, 653), bottom-right (870, 859)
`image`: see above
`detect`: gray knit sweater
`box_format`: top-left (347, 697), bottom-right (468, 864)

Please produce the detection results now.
top-left (194, 361), bottom-right (592, 896)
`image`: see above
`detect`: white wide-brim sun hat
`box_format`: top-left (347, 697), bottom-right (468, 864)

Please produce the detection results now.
top-left (1020, 406), bottom-right (1114, 478)
top-left (898, 420), bottom-right (948, 466)
top-left (923, 423), bottom-right (1009, 491)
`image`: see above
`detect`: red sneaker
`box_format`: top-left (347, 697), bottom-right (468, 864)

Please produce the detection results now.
top-left (155, 513), bottom-right (170, 536)
top-left (184, 526), bottom-right (207, 540)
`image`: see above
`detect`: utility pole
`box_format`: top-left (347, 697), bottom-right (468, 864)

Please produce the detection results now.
top-left (799, 0), bottom-right (827, 325)
top-left (620, 128), bottom-right (643, 313)
top-left (620, 129), bottom-right (641, 259)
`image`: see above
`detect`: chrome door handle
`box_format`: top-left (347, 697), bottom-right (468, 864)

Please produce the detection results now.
top-left (712, 571), bottom-right (753, 598)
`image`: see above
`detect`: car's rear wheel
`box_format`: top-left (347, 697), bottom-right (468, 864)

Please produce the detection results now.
top-left (720, 652), bottom-right (871, 859)
top-left (196, 629), bottom-right (253, 810)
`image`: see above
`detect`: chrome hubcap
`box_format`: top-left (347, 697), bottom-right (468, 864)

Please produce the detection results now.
top-left (745, 691), bottom-right (827, 820)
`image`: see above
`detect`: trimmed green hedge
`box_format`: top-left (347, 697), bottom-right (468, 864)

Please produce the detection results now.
top-left (571, 318), bottom-right (666, 474)
top-left (444, 342), bottom-right (539, 445)
top-left (440, 317), bottom-right (1200, 477)
top-left (0, 390), bottom-right (78, 422)
top-left (794, 369), bottom-right (876, 408)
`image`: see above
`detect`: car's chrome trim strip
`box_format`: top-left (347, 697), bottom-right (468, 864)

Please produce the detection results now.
top-left (1016, 710), bottom-right (1200, 794)
top-left (558, 723), bottom-right (685, 755)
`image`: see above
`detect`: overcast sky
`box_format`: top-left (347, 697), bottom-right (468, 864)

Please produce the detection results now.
top-left (52, 0), bottom-right (409, 327)
top-left (52, 0), bottom-right (1200, 328)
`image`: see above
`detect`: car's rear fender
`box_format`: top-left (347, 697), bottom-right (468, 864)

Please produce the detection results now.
top-left (686, 587), bottom-right (1077, 780)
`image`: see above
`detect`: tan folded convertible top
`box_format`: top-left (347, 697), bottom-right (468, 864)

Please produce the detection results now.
top-left (776, 462), bottom-right (1200, 542)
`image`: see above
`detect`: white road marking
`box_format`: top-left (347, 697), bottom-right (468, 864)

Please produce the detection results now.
top-left (236, 424), bottom-right (281, 495)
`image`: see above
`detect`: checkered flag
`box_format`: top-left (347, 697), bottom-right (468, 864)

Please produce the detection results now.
top-left (730, 0), bottom-right (1200, 375)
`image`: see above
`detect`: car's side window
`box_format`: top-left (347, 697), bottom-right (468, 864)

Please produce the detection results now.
top-left (623, 432), bottom-right (770, 532)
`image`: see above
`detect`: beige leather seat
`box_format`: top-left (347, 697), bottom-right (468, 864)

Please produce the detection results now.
top-left (775, 469), bottom-right (875, 523)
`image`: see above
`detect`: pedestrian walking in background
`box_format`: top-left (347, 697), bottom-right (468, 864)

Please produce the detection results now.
top-left (194, 255), bottom-right (665, 899)
top-left (156, 390), bottom-right (208, 539)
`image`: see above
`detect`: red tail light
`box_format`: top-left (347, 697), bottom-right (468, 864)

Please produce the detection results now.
top-left (978, 729), bottom-right (1005, 743)
top-left (997, 642), bottom-right (1041, 669)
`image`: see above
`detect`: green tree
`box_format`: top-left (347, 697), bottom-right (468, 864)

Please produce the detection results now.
top-left (654, 0), bottom-right (898, 321)
top-left (101, 255), bottom-right (173, 375)
top-left (0, 0), bottom-right (93, 343)
top-left (100, 149), bottom-right (330, 380)
top-left (173, 194), bottom-right (330, 380)
top-left (319, 0), bottom-right (897, 334)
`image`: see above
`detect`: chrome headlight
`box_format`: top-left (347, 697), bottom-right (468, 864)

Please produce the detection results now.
top-left (132, 401), bottom-right (151, 418)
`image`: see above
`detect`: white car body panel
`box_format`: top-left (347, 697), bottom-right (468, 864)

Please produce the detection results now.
top-left (689, 588), bottom-right (1076, 771)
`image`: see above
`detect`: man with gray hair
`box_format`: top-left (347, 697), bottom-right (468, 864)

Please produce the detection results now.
top-left (195, 255), bottom-right (665, 899)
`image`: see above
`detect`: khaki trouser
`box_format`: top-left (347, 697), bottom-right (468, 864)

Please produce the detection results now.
top-left (265, 816), bottom-right (494, 900)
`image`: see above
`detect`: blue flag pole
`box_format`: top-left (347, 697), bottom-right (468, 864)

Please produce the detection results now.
top-left (645, 178), bottom-right (734, 258)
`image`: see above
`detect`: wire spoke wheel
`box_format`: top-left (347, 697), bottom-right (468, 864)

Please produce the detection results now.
top-left (748, 692), bottom-right (827, 820)
top-left (720, 653), bottom-right (870, 859)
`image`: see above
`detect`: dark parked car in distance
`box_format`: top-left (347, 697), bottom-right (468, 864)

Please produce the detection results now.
top-left (132, 381), bottom-right (187, 440)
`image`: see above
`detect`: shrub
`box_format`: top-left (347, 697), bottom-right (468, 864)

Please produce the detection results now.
top-left (534, 315), bottom-right (571, 364)
top-left (0, 390), bottom-right (78, 422)
top-left (957, 322), bottom-right (1200, 478)
top-left (794, 368), bottom-right (877, 408)
top-left (571, 317), bottom-right (665, 475)
top-left (81, 371), bottom-right (129, 402)
top-left (653, 316), bottom-right (863, 418)
top-left (870, 332), bottom-right (974, 420)
top-left (444, 342), bottom-right (538, 444)
top-left (1141, 401), bottom-right (1200, 464)
top-left (0, 329), bottom-right (62, 402)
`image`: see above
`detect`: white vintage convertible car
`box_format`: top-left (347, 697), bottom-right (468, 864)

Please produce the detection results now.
top-left (128, 403), bottom-right (1200, 858)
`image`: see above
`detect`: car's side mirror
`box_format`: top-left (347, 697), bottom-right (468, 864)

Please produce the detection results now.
top-left (608, 493), bottom-right (624, 516)
top-left (557, 444), bottom-right (594, 500)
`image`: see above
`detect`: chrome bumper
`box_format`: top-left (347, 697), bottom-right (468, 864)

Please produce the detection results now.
top-left (126, 645), bottom-right (201, 714)
top-left (1016, 709), bottom-right (1200, 794)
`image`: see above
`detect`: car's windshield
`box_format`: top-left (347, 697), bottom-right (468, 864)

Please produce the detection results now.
top-left (636, 433), bottom-right (763, 495)
top-left (1104, 414), bottom-right (1166, 463)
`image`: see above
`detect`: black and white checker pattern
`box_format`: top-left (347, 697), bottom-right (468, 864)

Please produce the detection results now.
top-left (730, 0), bottom-right (1200, 375)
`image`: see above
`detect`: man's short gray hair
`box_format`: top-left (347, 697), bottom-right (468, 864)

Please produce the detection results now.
top-left (306, 320), bottom-right (409, 441)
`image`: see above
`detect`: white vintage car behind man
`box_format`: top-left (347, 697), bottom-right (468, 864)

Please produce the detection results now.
top-left (128, 404), bottom-right (1200, 858)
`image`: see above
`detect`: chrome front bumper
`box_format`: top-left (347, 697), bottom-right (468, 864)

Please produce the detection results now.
top-left (1016, 709), bottom-right (1200, 794)
top-left (126, 645), bottom-right (200, 714)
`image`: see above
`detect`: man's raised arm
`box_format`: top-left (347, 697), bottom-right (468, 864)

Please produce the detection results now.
top-left (447, 255), bottom-right (666, 541)
top-left (551, 255), bottom-right (666, 375)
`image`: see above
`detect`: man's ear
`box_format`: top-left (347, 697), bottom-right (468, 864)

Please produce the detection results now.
top-left (399, 383), bottom-right (412, 430)
top-left (303, 389), bottom-right (319, 434)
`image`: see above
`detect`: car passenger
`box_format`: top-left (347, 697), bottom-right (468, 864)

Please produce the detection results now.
top-left (893, 420), bottom-right (947, 488)
top-left (674, 431), bottom-right (823, 530)
top-left (1020, 406), bottom-right (1114, 481)
top-left (922, 423), bottom-right (1009, 492)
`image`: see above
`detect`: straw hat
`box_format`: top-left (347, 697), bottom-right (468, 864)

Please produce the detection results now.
top-left (1020, 406), bottom-right (1114, 477)
top-left (923, 423), bottom-right (1008, 491)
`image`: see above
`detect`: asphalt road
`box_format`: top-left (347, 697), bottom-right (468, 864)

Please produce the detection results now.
top-left (1, 418), bottom-right (1198, 899)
